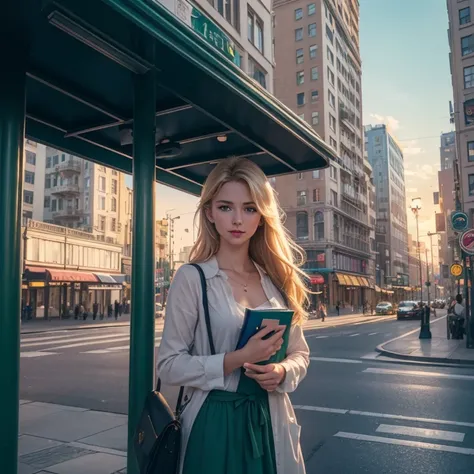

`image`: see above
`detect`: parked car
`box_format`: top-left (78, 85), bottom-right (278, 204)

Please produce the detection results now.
top-left (376, 302), bottom-right (394, 315)
top-left (397, 301), bottom-right (423, 320)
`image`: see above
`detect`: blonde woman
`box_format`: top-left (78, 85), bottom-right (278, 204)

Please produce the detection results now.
top-left (157, 158), bottom-right (310, 474)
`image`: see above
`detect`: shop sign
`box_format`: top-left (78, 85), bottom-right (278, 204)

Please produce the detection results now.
top-left (451, 211), bottom-right (468, 232)
top-left (460, 229), bottom-right (474, 255)
top-left (450, 263), bottom-right (463, 278)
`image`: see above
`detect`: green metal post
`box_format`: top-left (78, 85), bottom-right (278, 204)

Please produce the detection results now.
top-left (0, 4), bottom-right (27, 472)
top-left (127, 70), bottom-right (157, 474)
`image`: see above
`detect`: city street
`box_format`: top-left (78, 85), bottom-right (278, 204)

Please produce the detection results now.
top-left (20, 311), bottom-right (474, 473)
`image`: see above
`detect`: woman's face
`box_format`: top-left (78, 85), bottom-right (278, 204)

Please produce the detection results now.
top-left (206, 180), bottom-right (262, 248)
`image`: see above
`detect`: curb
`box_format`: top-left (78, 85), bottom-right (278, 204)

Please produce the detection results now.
top-left (375, 315), bottom-right (474, 366)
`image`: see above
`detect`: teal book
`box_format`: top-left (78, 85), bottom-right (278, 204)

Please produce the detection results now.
top-left (236, 309), bottom-right (294, 364)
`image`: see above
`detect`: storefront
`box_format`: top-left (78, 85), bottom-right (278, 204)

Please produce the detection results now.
top-left (332, 272), bottom-right (372, 310)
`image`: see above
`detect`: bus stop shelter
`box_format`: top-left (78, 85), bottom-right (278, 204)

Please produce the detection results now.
top-left (0, 1), bottom-right (336, 472)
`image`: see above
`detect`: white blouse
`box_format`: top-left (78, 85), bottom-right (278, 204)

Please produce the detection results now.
top-left (156, 256), bottom-right (310, 474)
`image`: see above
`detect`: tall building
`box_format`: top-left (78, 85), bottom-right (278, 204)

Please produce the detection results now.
top-left (446, 1), bottom-right (474, 222)
top-left (43, 148), bottom-right (126, 244)
top-left (22, 140), bottom-right (46, 224)
top-left (365, 124), bottom-right (409, 287)
top-left (163, 0), bottom-right (274, 90)
top-left (272, 0), bottom-right (373, 309)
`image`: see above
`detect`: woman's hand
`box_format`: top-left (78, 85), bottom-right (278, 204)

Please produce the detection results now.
top-left (243, 363), bottom-right (286, 392)
top-left (240, 325), bottom-right (286, 364)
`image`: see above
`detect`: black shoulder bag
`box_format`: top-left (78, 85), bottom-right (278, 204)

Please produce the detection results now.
top-left (134, 263), bottom-right (216, 474)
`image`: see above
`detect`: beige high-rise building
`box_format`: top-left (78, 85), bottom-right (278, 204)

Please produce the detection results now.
top-left (22, 140), bottom-right (46, 224)
top-left (447, 1), bottom-right (474, 220)
top-left (272, 0), bottom-right (372, 309)
top-left (43, 148), bottom-right (126, 245)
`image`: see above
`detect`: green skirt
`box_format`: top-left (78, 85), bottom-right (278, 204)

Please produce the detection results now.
top-left (183, 369), bottom-right (277, 474)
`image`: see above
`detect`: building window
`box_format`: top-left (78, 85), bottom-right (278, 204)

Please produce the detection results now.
top-left (464, 66), bottom-right (474, 88)
top-left (111, 218), bottom-right (117, 232)
top-left (308, 3), bottom-right (316, 15)
top-left (75, 198), bottom-right (79, 210)
top-left (296, 48), bottom-right (304, 64)
top-left (85, 196), bottom-right (90, 211)
top-left (61, 153), bottom-right (66, 162)
top-left (462, 35), bottom-right (474, 56)
top-left (51, 199), bottom-right (57, 212)
top-left (58, 198), bottom-right (63, 211)
top-left (248, 9), bottom-right (264, 53)
top-left (99, 196), bottom-right (106, 210)
top-left (26, 151), bottom-right (36, 165)
top-left (85, 161), bottom-right (89, 169)
top-left (295, 28), bottom-right (303, 41)
top-left (330, 137), bottom-right (337, 148)
top-left (468, 141), bottom-right (474, 161)
top-left (84, 177), bottom-right (90, 189)
top-left (213, 0), bottom-right (240, 30)
top-left (112, 169), bottom-right (118, 176)
top-left (330, 165), bottom-right (337, 180)
top-left (460, 7), bottom-right (471, 25)
top-left (248, 57), bottom-right (267, 88)
top-left (296, 70), bottom-right (305, 85)
top-left (45, 176), bottom-right (51, 189)
top-left (312, 111), bottom-right (319, 125)
top-left (52, 175), bottom-right (58, 187)
top-left (295, 8), bottom-right (303, 20)
top-left (311, 90), bottom-right (319, 102)
top-left (329, 90), bottom-right (336, 108)
top-left (311, 66), bottom-right (319, 80)
top-left (46, 156), bottom-right (52, 168)
top-left (298, 173), bottom-right (304, 180)
top-left (111, 197), bottom-right (117, 212)
top-left (297, 190), bottom-right (307, 206)
top-left (330, 190), bottom-right (338, 206)
top-left (52, 155), bottom-right (59, 166)
top-left (296, 212), bottom-right (309, 239)
top-left (313, 188), bottom-right (320, 202)
top-left (312, 170), bottom-right (320, 179)
top-left (99, 176), bottom-right (106, 192)
top-left (111, 179), bottom-right (118, 194)
top-left (326, 25), bottom-right (334, 44)
top-left (328, 67), bottom-right (335, 86)
top-left (308, 23), bottom-right (316, 37)
top-left (297, 92), bottom-right (305, 106)
top-left (469, 174), bottom-right (474, 195)
top-left (99, 215), bottom-right (106, 231)
top-left (329, 114), bottom-right (336, 131)
top-left (314, 211), bottom-right (324, 241)
top-left (44, 196), bottom-right (50, 208)
top-left (327, 46), bottom-right (334, 65)
top-left (25, 171), bottom-right (35, 184)
top-left (24, 190), bottom-right (34, 204)
top-left (309, 44), bottom-right (317, 59)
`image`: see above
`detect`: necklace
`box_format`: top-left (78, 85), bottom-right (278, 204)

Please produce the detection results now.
top-left (221, 269), bottom-right (252, 292)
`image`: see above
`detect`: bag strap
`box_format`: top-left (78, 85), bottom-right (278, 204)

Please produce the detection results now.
top-left (156, 263), bottom-right (215, 414)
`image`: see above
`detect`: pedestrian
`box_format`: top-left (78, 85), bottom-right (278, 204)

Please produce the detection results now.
top-left (92, 302), bottom-right (99, 321)
top-left (114, 300), bottom-right (120, 320)
top-left (319, 301), bottom-right (326, 322)
top-left (74, 304), bottom-right (80, 320)
top-left (80, 304), bottom-right (86, 320)
top-left (107, 303), bottom-right (113, 319)
top-left (451, 294), bottom-right (465, 339)
top-left (335, 302), bottom-right (340, 316)
top-left (157, 158), bottom-right (309, 474)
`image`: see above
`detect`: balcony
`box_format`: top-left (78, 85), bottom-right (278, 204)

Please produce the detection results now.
top-left (54, 159), bottom-right (81, 176)
top-left (51, 183), bottom-right (80, 195)
top-left (52, 206), bottom-right (84, 219)
top-left (339, 104), bottom-right (357, 134)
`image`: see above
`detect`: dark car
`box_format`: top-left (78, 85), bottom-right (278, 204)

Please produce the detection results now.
top-left (397, 301), bottom-right (422, 320)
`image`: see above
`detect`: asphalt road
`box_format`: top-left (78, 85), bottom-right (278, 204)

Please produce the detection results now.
top-left (20, 311), bottom-right (474, 473)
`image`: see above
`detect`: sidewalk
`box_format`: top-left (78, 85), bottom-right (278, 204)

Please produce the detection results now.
top-left (376, 315), bottom-right (474, 365)
top-left (18, 401), bottom-right (127, 474)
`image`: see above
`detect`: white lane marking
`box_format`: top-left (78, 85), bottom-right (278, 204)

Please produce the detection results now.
top-left (363, 368), bottom-right (474, 381)
top-left (82, 338), bottom-right (162, 354)
top-left (349, 333), bottom-right (360, 337)
top-left (310, 357), bottom-right (363, 364)
top-left (385, 333), bottom-right (392, 337)
top-left (306, 334), bottom-right (329, 339)
top-left (376, 424), bottom-right (465, 442)
top-left (41, 336), bottom-right (132, 350)
top-left (334, 432), bottom-right (474, 456)
top-left (21, 333), bottom-right (130, 348)
top-left (20, 351), bottom-right (57, 358)
top-left (368, 333), bottom-right (378, 336)
top-left (294, 405), bottom-right (474, 428)
top-left (360, 352), bottom-right (380, 360)
top-left (21, 332), bottom-right (118, 343)
top-left (294, 405), bottom-right (347, 414)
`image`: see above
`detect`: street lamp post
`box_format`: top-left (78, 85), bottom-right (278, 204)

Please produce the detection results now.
top-left (427, 231), bottom-right (439, 301)
top-left (411, 198), bottom-right (431, 339)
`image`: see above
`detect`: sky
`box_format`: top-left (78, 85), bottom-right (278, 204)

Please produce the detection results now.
top-left (127, 0), bottom-right (454, 258)
top-left (359, 0), bottom-right (453, 247)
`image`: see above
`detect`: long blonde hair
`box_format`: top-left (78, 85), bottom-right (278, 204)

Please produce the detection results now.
top-left (189, 157), bottom-right (310, 325)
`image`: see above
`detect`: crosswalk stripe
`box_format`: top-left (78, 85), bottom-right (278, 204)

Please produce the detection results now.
top-left (334, 431), bottom-right (474, 455)
top-left (376, 424), bottom-right (465, 442)
top-left (81, 338), bottom-right (163, 354)
top-left (310, 357), bottom-right (362, 364)
top-left (349, 333), bottom-right (359, 337)
top-left (41, 336), bottom-right (132, 350)
top-left (20, 351), bottom-right (57, 358)
top-left (363, 368), bottom-right (474, 381)
top-left (21, 333), bottom-right (129, 348)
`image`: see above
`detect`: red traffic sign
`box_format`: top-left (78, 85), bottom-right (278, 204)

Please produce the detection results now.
top-left (460, 229), bottom-right (474, 256)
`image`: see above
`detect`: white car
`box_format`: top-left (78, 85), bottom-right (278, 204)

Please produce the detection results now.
top-left (375, 302), bottom-right (394, 315)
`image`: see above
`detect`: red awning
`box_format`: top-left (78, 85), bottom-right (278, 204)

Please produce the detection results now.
top-left (47, 269), bottom-right (99, 283)
top-left (310, 274), bottom-right (325, 285)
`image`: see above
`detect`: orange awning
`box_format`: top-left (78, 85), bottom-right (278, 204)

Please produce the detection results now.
top-left (47, 269), bottom-right (99, 283)
top-left (335, 273), bottom-right (349, 285)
